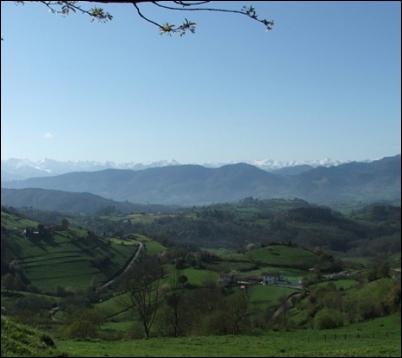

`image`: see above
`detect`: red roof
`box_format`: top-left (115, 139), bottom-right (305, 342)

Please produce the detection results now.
top-left (244, 275), bottom-right (260, 281)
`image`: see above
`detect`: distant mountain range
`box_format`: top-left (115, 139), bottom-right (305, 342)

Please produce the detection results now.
top-left (1, 158), bottom-right (181, 181)
top-left (2, 155), bottom-right (400, 207)
top-left (1, 157), bottom-right (354, 181)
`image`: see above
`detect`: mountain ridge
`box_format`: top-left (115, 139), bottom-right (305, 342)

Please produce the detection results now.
top-left (2, 155), bottom-right (400, 207)
top-left (1, 156), bottom-right (368, 181)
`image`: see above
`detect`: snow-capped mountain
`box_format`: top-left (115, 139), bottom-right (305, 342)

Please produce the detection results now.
top-left (248, 158), bottom-right (352, 171)
top-left (1, 157), bottom-right (362, 181)
top-left (1, 158), bottom-right (181, 181)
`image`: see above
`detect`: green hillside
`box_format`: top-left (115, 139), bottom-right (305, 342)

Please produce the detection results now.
top-left (246, 245), bottom-right (319, 269)
top-left (1, 210), bottom-right (138, 292)
top-left (2, 188), bottom-right (175, 215)
top-left (75, 199), bottom-right (400, 256)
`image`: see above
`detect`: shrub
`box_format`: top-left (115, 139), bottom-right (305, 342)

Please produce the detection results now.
top-left (125, 322), bottom-right (147, 339)
top-left (314, 308), bottom-right (344, 330)
top-left (64, 320), bottom-right (98, 339)
top-left (63, 309), bottom-right (104, 339)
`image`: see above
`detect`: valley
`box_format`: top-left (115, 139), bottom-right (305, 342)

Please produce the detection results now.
top-left (1, 198), bottom-right (401, 357)
top-left (2, 1), bottom-right (400, 356)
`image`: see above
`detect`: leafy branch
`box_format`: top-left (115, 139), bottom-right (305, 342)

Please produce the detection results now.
top-left (12, 1), bottom-right (274, 36)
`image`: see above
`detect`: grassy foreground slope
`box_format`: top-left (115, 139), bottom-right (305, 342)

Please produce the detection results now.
top-left (1, 316), bottom-right (60, 357)
top-left (57, 315), bottom-right (401, 357)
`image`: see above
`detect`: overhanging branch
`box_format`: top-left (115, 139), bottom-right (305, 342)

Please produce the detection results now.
top-left (12, 1), bottom-right (274, 36)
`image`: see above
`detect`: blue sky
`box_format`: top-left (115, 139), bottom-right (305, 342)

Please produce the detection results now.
top-left (1, 1), bottom-right (401, 163)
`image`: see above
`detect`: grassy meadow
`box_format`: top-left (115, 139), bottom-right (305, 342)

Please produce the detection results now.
top-left (55, 315), bottom-right (401, 357)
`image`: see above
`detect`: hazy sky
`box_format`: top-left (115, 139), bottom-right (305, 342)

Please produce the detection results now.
top-left (1, 1), bottom-right (401, 163)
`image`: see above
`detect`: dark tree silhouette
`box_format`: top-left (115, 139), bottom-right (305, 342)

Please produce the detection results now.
top-left (125, 255), bottom-right (164, 339)
top-left (13, 1), bottom-right (274, 36)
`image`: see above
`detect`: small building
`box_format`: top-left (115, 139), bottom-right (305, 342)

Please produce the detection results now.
top-left (24, 227), bottom-right (41, 239)
top-left (237, 280), bottom-right (252, 286)
top-left (323, 271), bottom-right (352, 280)
top-left (261, 272), bottom-right (282, 285)
top-left (244, 275), bottom-right (261, 284)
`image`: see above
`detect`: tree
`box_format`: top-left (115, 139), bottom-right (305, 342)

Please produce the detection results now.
top-left (314, 308), bottom-right (344, 330)
top-left (178, 274), bottom-right (188, 287)
top-left (12, 1), bottom-right (273, 36)
top-left (165, 291), bottom-right (182, 337)
top-left (368, 256), bottom-right (390, 281)
top-left (61, 218), bottom-right (70, 230)
top-left (64, 308), bottom-right (104, 338)
top-left (224, 291), bottom-right (249, 334)
top-left (162, 269), bottom-right (188, 337)
top-left (125, 255), bottom-right (164, 339)
top-left (164, 271), bottom-right (183, 336)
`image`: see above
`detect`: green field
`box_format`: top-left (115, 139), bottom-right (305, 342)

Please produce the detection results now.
top-left (55, 315), bottom-right (401, 357)
top-left (110, 237), bottom-right (138, 246)
top-left (205, 248), bottom-right (249, 262)
top-left (248, 285), bottom-right (298, 312)
top-left (96, 292), bottom-right (132, 319)
top-left (246, 245), bottom-right (319, 269)
top-left (136, 235), bottom-right (166, 256)
top-left (1, 211), bottom-right (38, 231)
top-left (20, 235), bottom-right (136, 291)
top-left (176, 267), bottom-right (220, 286)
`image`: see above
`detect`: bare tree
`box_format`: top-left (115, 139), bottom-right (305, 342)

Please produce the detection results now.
top-left (163, 268), bottom-right (187, 337)
top-left (125, 255), bottom-right (164, 339)
top-left (12, 1), bottom-right (274, 36)
top-left (227, 291), bottom-right (249, 334)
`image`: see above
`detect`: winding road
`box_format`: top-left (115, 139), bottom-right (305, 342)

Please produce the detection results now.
top-left (98, 241), bottom-right (144, 291)
top-left (49, 241), bottom-right (144, 321)
top-left (270, 290), bottom-right (307, 322)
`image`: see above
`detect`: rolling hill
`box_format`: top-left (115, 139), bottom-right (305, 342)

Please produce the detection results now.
top-left (1, 188), bottom-right (175, 215)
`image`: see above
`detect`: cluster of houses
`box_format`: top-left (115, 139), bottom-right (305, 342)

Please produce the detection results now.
top-left (22, 224), bottom-right (63, 239)
top-left (322, 271), bottom-right (353, 280)
top-left (221, 271), bottom-right (288, 288)
top-left (22, 228), bottom-right (40, 237)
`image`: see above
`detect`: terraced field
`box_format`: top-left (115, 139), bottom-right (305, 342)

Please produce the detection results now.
top-left (2, 211), bottom-right (138, 292)
top-left (1, 211), bottom-right (38, 231)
